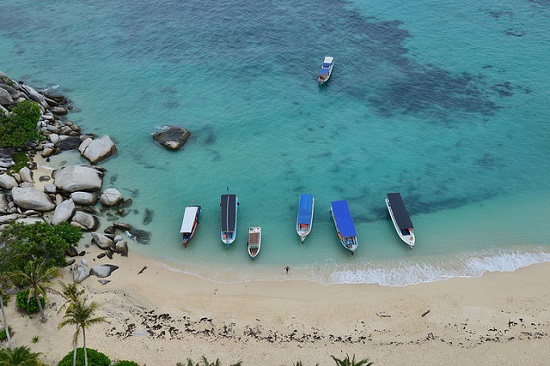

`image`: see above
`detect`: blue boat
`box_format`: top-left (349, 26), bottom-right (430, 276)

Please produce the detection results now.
top-left (220, 194), bottom-right (238, 246)
top-left (330, 200), bottom-right (358, 254)
top-left (296, 194), bottom-right (314, 242)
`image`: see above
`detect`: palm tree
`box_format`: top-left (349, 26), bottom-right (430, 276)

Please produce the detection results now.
top-left (58, 297), bottom-right (107, 366)
top-left (0, 345), bottom-right (46, 366)
top-left (58, 281), bottom-right (85, 366)
top-left (0, 274), bottom-right (15, 351)
top-left (331, 354), bottom-right (374, 366)
top-left (8, 259), bottom-right (60, 323)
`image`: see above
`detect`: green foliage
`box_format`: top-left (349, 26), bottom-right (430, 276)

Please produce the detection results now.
top-left (57, 348), bottom-right (110, 366)
top-left (32, 335), bottom-right (40, 343)
top-left (0, 99), bottom-right (42, 148)
top-left (0, 326), bottom-right (13, 341)
top-left (0, 221), bottom-right (82, 273)
top-left (179, 357), bottom-right (242, 366)
top-left (331, 354), bottom-right (374, 366)
top-left (9, 151), bottom-right (29, 174)
top-left (112, 361), bottom-right (141, 366)
top-left (15, 289), bottom-right (45, 314)
top-left (0, 345), bottom-right (46, 366)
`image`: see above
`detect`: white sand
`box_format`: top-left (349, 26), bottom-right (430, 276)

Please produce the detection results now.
top-left (5, 240), bottom-right (550, 366)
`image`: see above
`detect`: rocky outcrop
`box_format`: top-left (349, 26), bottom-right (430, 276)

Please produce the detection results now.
top-left (0, 173), bottom-right (17, 189)
top-left (71, 211), bottom-right (100, 231)
top-left (79, 135), bottom-right (117, 164)
top-left (70, 191), bottom-right (97, 205)
top-left (99, 188), bottom-right (124, 207)
top-left (90, 264), bottom-right (119, 278)
top-left (53, 165), bottom-right (103, 193)
top-left (11, 187), bottom-right (56, 211)
top-left (152, 125), bottom-right (191, 151)
top-left (51, 198), bottom-right (75, 226)
top-left (92, 232), bottom-right (114, 250)
top-left (73, 259), bottom-right (90, 283)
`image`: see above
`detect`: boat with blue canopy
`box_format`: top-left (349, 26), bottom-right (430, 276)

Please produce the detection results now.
top-left (296, 194), bottom-right (314, 242)
top-left (318, 56), bottom-right (334, 84)
top-left (220, 194), bottom-right (238, 246)
top-left (330, 200), bottom-right (358, 254)
top-left (385, 192), bottom-right (415, 248)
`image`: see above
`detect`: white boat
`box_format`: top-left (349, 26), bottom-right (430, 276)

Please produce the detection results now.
top-left (247, 226), bottom-right (261, 259)
top-left (180, 205), bottom-right (201, 247)
top-left (318, 56), bottom-right (334, 84)
top-left (220, 194), bottom-right (238, 246)
top-left (330, 200), bottom-right (358, 254)
top-left (385, 193), bottom-right (415, 248)
top-left (296, 194), bottom-right (314, 242)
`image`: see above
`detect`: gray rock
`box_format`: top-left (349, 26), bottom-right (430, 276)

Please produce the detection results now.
top-left (53, 165), bottom-right (103, 193)
top-left (114, 239), bottom-right (128, 257)
top-left (0, 213), bottom-right (20, 225)
top-left (71, 211), bottom-right (100, 231)
top-left (91, 232), bottom-right (114, 250)
top-left (12, 187), bottom-right (55, 211)
top-left (18, 167), bottom-right (33, 183)
top-left (0, 87), bottom-right (14, 105)
top-left (127, 228), bottom-right (151, 244)
top-left (51, 198), bottom-right (75, 226)
top-left (0, 193), bottom-right (8, 213)
top-left (98, 279), bottom-right (111, 286)
top-left (15, 217), bottom-right (46, 225)
top-left (65, 245), bottom-right (79, 257)
top-left (79, 135), bottom-right (117, 164)
top-left (152, 125), bottom-right (191, 151)
top-left (70, 191), bottom-right (97, 205)
top-left (114, 221), bottom-right (132, 231)
top-left (99, 188), bottom-right (123, 207)
top-left (44, 183), bottom-right (57, 194)
top-left (73, 259), bottom-right (90, 283)
top-left (90, 264), bottom-right (119, 278)
top-left (56, 135), bottom-right (82, 150)
top-left (0, 173), bottom-right (18, 189)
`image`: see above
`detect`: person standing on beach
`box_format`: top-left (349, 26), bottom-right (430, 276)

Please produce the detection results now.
top-left (285, 266), bottom-right (290, 274)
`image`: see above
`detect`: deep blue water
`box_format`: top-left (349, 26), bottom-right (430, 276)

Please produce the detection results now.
top-left (1, 0), bottom-right (549, 285)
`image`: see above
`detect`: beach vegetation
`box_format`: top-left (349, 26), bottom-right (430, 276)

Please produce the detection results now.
top-left (15, 289), bottom-right (45, 314)
top-left (112, 361), bottom-right (141, 366)
top-left (0, 326), bottom-right (12, 341)
top-left (57, 348), bottom-right (110, 366)
top-left (0, 99), bottom-right (42, 148)
top-left (0, 345), bottom-right (47, 366)
top-left (58, 297), bottom-right (107, 366)
top-left (31, 335), bottom-right (40, 343)
top-left (9, 259), bottom-right (60, 322)
top-left (0, 221), bottom-right (82, 272)
top-left (178, 357), bottom-right (242, 366)
top-left (8, 151), bottom-right (29, 174)
top-left (331, 354), bottom-right (374, 366)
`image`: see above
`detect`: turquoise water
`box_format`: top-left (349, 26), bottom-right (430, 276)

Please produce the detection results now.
top-left (1, 0), bottom-right (549, 285)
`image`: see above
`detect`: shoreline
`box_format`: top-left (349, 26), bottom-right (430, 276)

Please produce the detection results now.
top-left (6, 238), bottom-right (550, 365)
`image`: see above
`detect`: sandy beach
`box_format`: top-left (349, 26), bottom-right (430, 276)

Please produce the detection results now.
top-left (4, 235), bottom-right (550, 365)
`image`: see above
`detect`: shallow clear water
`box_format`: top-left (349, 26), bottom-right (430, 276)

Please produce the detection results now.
top-left (1, 0), bottom-right (549, 285)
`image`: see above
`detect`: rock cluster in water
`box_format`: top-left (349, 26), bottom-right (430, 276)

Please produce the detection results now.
top-left (0, 71), bottom-right (151, 282)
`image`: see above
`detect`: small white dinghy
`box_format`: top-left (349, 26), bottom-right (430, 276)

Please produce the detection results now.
top-left (247, 226), bottom-right (261, 259)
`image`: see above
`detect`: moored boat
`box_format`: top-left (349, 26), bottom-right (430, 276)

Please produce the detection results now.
top-left (247, 226), bottom-right (261, 259)
top-left (220, 194), bottom-right (238, 246)
top-left (318, 56), bottom-right (334, 84)
top-left (180, 205), bottom-right (201, 247)
top-left (385, 192), bottom-right (415, 248)
top-left (296, 194), bottom-right (314, 242)
top-left (330, 200), bottom-right (358, 254)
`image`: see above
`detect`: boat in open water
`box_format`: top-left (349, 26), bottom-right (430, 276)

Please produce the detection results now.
top-left (318, 56), bottom-right (334, 85)
top-left (220, 194), bottom-right (238, 246)
top-left (180, 205), bottom-right (201, 247)
top-left (330, 200), bottom-right (358, 254)
top-left (296, 194), bottom-right (314, 242)
top-left (385, 192), bottom-right (415, 248)
top-left (247, 226), bottom-right (261, 259)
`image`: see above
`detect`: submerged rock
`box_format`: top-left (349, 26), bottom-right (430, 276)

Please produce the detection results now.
top-left (152, 125), bottom-right (191, 151)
